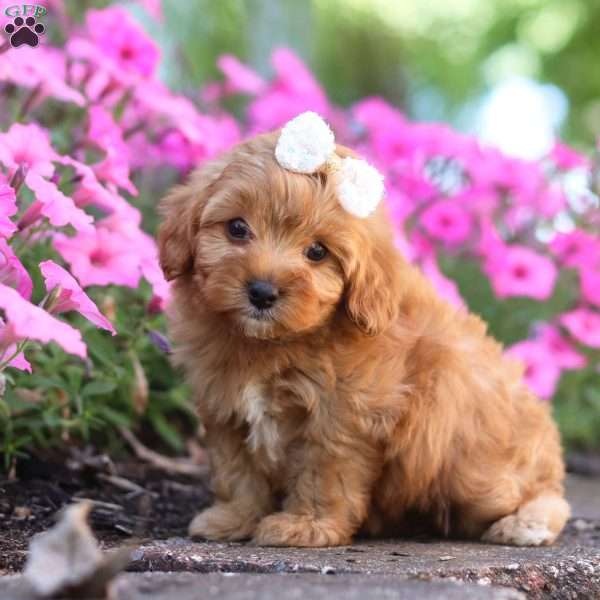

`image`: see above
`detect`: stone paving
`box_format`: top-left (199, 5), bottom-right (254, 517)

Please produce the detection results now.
top-left (1, 474), bottom-right (599, 599)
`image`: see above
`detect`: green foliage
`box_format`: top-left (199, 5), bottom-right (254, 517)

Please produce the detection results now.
top-left (0, 282), bottom-right (192, 468)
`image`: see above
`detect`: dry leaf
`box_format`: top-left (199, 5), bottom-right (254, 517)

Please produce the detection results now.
top-left (24, 502), bottom-right (132, 599)
top-left (130, 353), bottom-right (148, 415)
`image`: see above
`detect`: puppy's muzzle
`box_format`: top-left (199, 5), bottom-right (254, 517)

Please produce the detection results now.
top-left (247, 279), bottom-right (279, 310)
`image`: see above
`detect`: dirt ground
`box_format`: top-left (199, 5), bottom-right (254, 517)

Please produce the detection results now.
top-left (0, 450), bottom-right (211, 574)
top-left (1, 451), bottom-right (600, 599)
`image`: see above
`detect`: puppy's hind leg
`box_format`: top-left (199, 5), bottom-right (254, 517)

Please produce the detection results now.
top-left (481, 492), bottom-right (570, 546)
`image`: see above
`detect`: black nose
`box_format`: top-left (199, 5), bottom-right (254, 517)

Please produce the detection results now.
top-left (247, 279), bottom-right (278, 309)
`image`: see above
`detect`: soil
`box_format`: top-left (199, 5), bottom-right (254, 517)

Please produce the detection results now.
top-left (2, 452), bottom-right (600, 599)
top-left (0, 450), bottom-right (211, 574)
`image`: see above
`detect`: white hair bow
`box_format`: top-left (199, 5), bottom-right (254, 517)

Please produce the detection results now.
top-left (274, 111), bottom-right (384, 218)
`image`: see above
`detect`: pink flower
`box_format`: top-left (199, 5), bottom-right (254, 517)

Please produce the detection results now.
top-left (0, 283), bottom-right (86, 358)
top-left (549, 142), bottom-right (589, 170)
top-left (39, 260), bottom-right (116, 335)
top-left (485, 246), bottom-right (557, 301)
top-left (0, 239), bottom-right (32, 299)
top-left (24, 173), bottom-right (94, 233)
top-left (0, 181), bottom-right (18, 238)
top-left (0, 46), bottom-right (85, 107)
top-left (537, 324), bottom-right (586, 369)
top-left (581, 267), bottom-right (600, 307)
top-left (560, 308), bottom-right (600, 349)
top-left (2, 346), bottom-right (31, 371)
top-left (476, 217), bottom-right (505, 260)
top-left (140, 255), bottom-right (171, 311)
top-left (59, 155), bottom-right (139, 219)
top-left (420, 201), bottom-right (472, 245)
top-left (54, 226), bottom-right (142, 288)
top-left (506, 340), bottom-right (561, 400)
top-left (353, 97), bottom-right (405, 134)
top-left (137, 0), bottom-right (162, 20)
top-left (0, 319), bottom-right (31, 372)
top-left (86, 6), bottom-right (160, 78)
top-left (248, 48), bottom-right (329, 131)
top-left (87, 105), bottom-right (127, 155)
top-left (420, 256), bottom-right (465, 309)
top-left (550, 230), bottom-right (600, 269)
top-left (217, 54), bottom-right (266, 95)
top-left (0, 123), bottom-right (57, 178)
top-left (92, 153), bottom-right (137, 196)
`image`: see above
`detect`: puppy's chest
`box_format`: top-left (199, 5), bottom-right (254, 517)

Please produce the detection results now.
top-left (238, 381), bottom-right (306, 467)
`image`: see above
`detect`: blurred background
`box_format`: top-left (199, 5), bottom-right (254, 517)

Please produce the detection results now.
top-left (1, 0), bottom-right (598, 471)
top-left (122, 0), bottom-right (600, 158)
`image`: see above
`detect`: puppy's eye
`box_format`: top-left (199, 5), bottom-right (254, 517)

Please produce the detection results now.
top-left (227, 218), bottom-right (251, 240)
top-left (305, 242), bottom-right (328, 262)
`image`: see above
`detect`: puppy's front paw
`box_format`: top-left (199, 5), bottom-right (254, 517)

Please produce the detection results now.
top-left (188, 503), bottom-right (260, 541)
top-left (253, 513), bottom-right (351, 547)
top-left (481, 515), bottom-right (555, 546)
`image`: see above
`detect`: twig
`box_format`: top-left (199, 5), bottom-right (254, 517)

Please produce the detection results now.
top-left (97, 473), bottom-right (156, 497)
top-left (72, 498), bottom-right (124, 512)
top-left (118, 427), bottom-right (208, 478)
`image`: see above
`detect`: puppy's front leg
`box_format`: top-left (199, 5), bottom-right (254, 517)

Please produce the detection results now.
top-left (189, 425), bottom-right (273, 541)
top-left (254, 440), bottom-right (378, 547)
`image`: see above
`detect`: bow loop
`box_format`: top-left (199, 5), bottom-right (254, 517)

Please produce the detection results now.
top-left (274, 111), bottom-right (384, 218)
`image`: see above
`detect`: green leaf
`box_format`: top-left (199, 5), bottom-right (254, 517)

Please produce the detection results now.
top-left (81, 380), bottom-right (117, 397)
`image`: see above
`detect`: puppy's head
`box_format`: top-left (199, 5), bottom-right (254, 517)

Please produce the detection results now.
top-left (159, 133), bottom-right (401, 339)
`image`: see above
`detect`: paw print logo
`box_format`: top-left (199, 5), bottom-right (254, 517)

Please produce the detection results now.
top-left (4, 16), bottom-right (45, 48)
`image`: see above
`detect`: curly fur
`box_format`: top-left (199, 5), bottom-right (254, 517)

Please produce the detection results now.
top-left (158, 132), bottom-right (569, 548)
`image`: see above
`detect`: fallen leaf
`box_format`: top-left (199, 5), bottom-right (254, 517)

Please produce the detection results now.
top-left (24, 501), bottom-right (132, 599)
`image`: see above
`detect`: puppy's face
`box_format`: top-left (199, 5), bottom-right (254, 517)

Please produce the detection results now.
top-left (159, 134), bottom-right (401, 339)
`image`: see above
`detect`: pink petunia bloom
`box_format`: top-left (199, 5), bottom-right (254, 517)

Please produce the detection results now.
top-left (0, 239), bottom-right (33, 300)
top-left (58, 154), bottom-right (140, 220)
top-left (87, 105), bottom-right (127, 155)
top-left (389, 155), bottom-right (438, 202)
top-left (217, 54), bottom-right (266, 95)
top-left (0, 283), bottom-right (86, 358)
top-left (420, 256), bottom-right (465, 309)
top-left (0, 46), bottom-right (85, 107)
top-left (140, 255), bottom-right (171, 311)
top-left (352, 97), bottom-right (405, 135)
top-left (3, 346), bottom-right (31, 371)
top-left (92, 153), bottom-right (137, 196)
top-left (560, 308), bottom-right (600, 349)
top-left (420, 201), bottom-right (472, 245)
top-left (550, 230), bottom-right (600, 270)
top-left (0, 318), bottom-right (31, 372)
top-left (485, 245), bottom-right (558, 301)
top-left (0, 181), bottom-right (18, 238)
top-left (581, 267), bottom-right (600, 307)
top-left (137, 0), bottom-right (162, 20)
top-left (476, 217), bottom-right (505, 260)
top-left (40, 260), bottom-right (116, 335)
top-left (248, 48), bottom-right (329, 131)
top-left (83, 6), bottom-right (160, 78)
top-left (549, 142), bottom-right (589, 170)
top-left (24, 172), bottom-right (94, 233)
top-left (53, 226), bottom-right (142, 288)
top-left (0, 123), bottom-right (57, 178)
top-left (506, 340), bottom-right (561, 400)
top-left (537, 324), bottom-right (586, 369)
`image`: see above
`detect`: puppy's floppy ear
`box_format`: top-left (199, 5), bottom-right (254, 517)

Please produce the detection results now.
top-left (158, 157), bottom-right (228, 281)
top-left (158, 185), bottom-right (199, 281)
top-left (343, 213), bottom-right (403, 336)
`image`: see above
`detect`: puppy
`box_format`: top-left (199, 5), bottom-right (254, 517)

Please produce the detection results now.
top-left (158, 130), bottom-right (569, 547)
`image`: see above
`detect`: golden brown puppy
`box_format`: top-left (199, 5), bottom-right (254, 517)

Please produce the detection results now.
top-left (158, 132), bottom-right (569, 547)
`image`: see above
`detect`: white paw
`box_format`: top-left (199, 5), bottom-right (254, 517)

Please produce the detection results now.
top-left (482, 515), bottom-right (555, 546)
